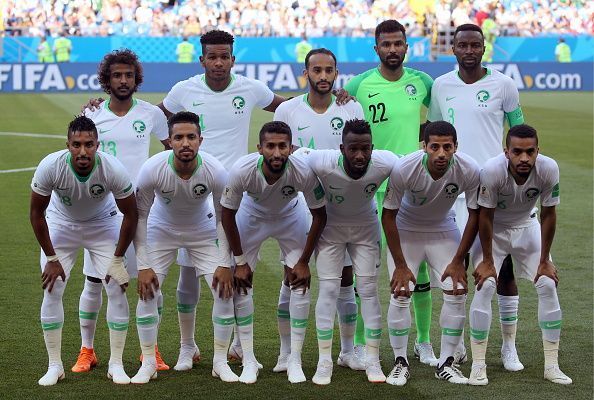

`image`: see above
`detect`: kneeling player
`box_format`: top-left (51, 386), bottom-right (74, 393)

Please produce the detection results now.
top-left (221, 121), bottom-right (327, 384)
top-left (30, 116), bottom-right (136, 386)
top-left (382, 121), bottom-right (480, 386)
top-left (131, 112), bottom-right (236, 384)
top-left (468, 124), bottom-right (571, 385)
top-left (295, 119), bottom-right (398, 384)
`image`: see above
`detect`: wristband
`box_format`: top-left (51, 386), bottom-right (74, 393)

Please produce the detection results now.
top-left (46, 254), bottom-right (59, 263)
top-left (234, 254), bottom-right (247, 265)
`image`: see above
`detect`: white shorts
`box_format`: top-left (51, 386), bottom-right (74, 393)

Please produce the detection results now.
top-left (237, 205), bottom-right (308, 270)
top-left (387, 229), bottom-right (463, 291)
top-left (303, 201), bottom-right (352, 266)
top-left (176, 194), bottom-right (216, 268)
top-left (316, 224), bottom-right (381, 280)
top-left (41, 219), bottom-right (119, 279)
top-left (147, 222), bottom-right (219, 277)
top-left (471, 222), bottom-right (544, 281)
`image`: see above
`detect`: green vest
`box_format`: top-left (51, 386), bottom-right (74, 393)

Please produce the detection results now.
top-left (54, 37), bottom-right (72, 62)
top-left (177, 42), bottom-right (194, 63)
top-left (556, 43), bottom-right (571, 63)
top-left (296, 41), bottom-right (313, 63)
top-left (38, 41), bottom-right (54, 63)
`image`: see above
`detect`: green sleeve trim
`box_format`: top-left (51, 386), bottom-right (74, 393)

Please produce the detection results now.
top-left (41, 322), bottom-right (63, 331)
top-left (313, 183), bottom-right (325, 200)
top-left (107, 321), bottom-right (129, 331)
top-left (388, 328), bottom-right (410, 337)
top-left (177, 303), bottom-right (196, 313)
top-left (505, 106), bottom-right (525, 127)
top-left (343, 69), bottom-right (375, 98)
top-left (122, 183), bottom-right (133, 194)
top-left (277, 309), bottom-right (290, 319)
top-left (552, 183), bottom-right (560, 198)
top-left (213, 316), bottom-right (236, 326)
top-left (407, 68), bottom-right (434, 107)
top-left (236, 314), bottom-right (253, 326)
top-left (290, 318), bottom-right (309, 328)
top-left (539, 320), bottom-right (562, 330)
top-left (316, 328), bottom-right (334, 340)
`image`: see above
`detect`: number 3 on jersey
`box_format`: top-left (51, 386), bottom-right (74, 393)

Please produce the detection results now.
top-left (369, 103), bottom-right (388, 124)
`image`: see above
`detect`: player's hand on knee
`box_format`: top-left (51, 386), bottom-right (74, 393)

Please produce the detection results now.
top-left (80, 97), bottom-right (104, 115)
top-left (332, 88), bottom-right (354, 105)
top-left (41, 258), bottom-right (66, 293)
top-left (137, 269), bottom-right (159, 301)
top-left (233, 264), bottom-right (253, 295)
top-left (442, 260), bottom-right (468, 295)
top-left (390, 266), bottom-right (416, 298)
top-left (473, 260), bottom-right (497, 290)
top-left (534, 260), bottom-right (558, 286)
top-left (213, 266), bottom-right (234, 299)
top-left (105, 256), bottom-right (130, 291)
top-left (289, 261), bottom-right (311, 294)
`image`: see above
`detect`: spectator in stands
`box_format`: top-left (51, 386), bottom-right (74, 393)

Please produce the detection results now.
top-left (555, 38), bottom-right (572, 62)
top-left (53, 31), bottom-right (72, 62)
top-left (37, 36), bottom-right (55, 63)
top-left (176, 37), bottom-right (195, 63)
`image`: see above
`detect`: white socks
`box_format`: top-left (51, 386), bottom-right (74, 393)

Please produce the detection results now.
top-left (276, 281), bottom-right (292, 356)
top-left (78, 279), bottom-right (102, 349)
top-left (336, 284), bottom-right (357, 354)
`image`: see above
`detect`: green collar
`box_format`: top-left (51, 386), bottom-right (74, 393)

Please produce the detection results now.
top-left (202, 73), bottom-right (235, 92)
top-left (257, 155), bottom-right (288, 180)
top-left (456, 67), bottom-right (491, 83)
top-left (105, 97), bottom-right (137, 115)
top-left (422, 153), bottom-right (454, 179)
top-left (304, 93), bottom-right (335, 113)
top-left (168, 151), bottom-right (202, 178)
top-left (66, 153), bottom-right (100, 182)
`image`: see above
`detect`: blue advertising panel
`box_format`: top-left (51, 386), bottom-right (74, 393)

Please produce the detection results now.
top-left (0, 62), bottom-right (591, 93)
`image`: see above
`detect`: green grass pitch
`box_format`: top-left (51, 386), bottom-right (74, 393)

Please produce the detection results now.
top-left (0, 91), bottom-right (591, 399)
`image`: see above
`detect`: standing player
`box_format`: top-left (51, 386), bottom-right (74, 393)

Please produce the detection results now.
top-left (131, 112), bottom-right (237, 384)
top-left (469, 125), bottom-right (571, 385)
top-left (221, 121), bottom-right (327, 384)
top-left (157, 30), bottom-right (286, 368)
top-left (382, 121), bottom-right (480, 386)
top-left (272, 48), bottom-right (365, 372)
top-left (74, 49), bottom-right (170, 374)
top-left (295, 119), bottom-right (398, 384)
top-left (427, 23), bottom-right (525, 370)
top-left (344, 19), bottom-right (437, 366)
top-left (30, 116), bottom-right (137, 386)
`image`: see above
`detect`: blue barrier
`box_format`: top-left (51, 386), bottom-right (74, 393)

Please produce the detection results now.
top-left (3, 36), bottom-right (593, 63)
top-left (0, 62), bottom-right (591, 92)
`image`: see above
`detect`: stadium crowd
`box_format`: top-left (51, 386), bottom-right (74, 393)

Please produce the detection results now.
top-left (2, 0), bottom-right (593, 37)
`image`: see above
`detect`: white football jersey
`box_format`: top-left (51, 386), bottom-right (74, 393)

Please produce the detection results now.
top-left (478, 153), bottom-right (560, 228)
top-left (31, 150), bottom-right (133, 225)
top-left (294, 148), bottom-right (397, 226)
top-left (427, 68), bottom-right (523, 167)
top-left (163, 74), bottom-right (274, 169)
top-left (274, 94), bottom-right (364, 150)
top-left (84, 98), bottom-right (168, 185)
top-left (221, 152), bottom-right (326, 218)
top-left (384, 150), bottom-right (480, 232)
top-left (135, 150), bottom-right (227, 228)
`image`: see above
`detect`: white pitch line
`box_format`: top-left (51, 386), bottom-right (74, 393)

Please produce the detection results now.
top-left (0, 167), bottom-right (36, 174)
top-left (0, 132), bottom-right (66, 139)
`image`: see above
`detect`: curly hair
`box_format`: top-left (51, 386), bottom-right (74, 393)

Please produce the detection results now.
top-left (342, 119), bottom-right (372, 143)
top-left (97, 49), bottom-right (143, 94)
top-left (200, 29), bottom-right (234, 54)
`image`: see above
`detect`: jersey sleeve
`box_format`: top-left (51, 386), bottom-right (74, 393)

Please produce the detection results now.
top-left (107, 156), bottom-right (134, 199)
top-left (464, 159), bottom-right (481, 210)
top-left (162, 80), bottom-right (187, 113)
top-left (540, 159), bottom-right (560, 207)
top-left (251, 78), bottom-right (275, 108)
top-left (299, 163), bottom-right (326, 210)
top-left (426, 80), bottom-right (443, 122)
top-left (343, 71), bottom-right (369, 98)
top-left (151, 106), bottom-right (169, 141)
top-left (418, 71), bottom-right (434, 108)
top-left (273, 101), bottom-right (289, 123)
top-left (349, 101), bottom-right (365, 120)
top-left (209, 158), bottom-right (229, 220)
top-left (477, 165), bottom-right (501, 209)
top-left (383, 163), bottom-right (405, 210)
top-left (220, 161), bottom-right (246, 210)
top-left (31, 155), bottom-right (56, 196)
top-left (134, 160), bottom-right (156, 220)
top-left (502, 78), bottom-right (524, 127)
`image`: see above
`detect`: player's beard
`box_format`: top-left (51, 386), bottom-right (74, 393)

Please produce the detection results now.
top-left (264, 156), bottom-right (288, 174)
top-left (111, 86), bottom-right (134, 101)
top-left (344, 156), bottom-right (369, 177)
top-left (308, 76), bottom-right (334, 96)
top-left (380, 53), bottom-right (404, 71)
top-left (174, 148), bottom-right (197, 163)
top-left (514, 163), bottom-right (533, 178)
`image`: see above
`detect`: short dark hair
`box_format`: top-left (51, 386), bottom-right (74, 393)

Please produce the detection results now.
top-left (304, 48), bottom-right (337, 68)
top-left (200, 29), bottom-right (234, 54)
top-left (97, 49), bottom-right (143, 94)
top-left (506, 124), bottom-right (538, 147)
top-left (375, 20), bottom-right (407, 43)
top-left (167, 111), bottom-right (201, 137)
top-left (259, 121), bottom-right (292, 144)
top-left (342, 119), bottom-right (372, 143)
top-left (423, 121), bottom-right (457, 144)
top-left (453, 24), bottom-right (484, 41)
top-left (68, 116), bottom-right (98, 139)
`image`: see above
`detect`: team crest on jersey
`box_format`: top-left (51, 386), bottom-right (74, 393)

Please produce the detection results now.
top-left (525, 188), bottom-right (540, 200)
top-left (232, 96), bottom-right (246, 114)
top-left (444, 183), bottom-right (459, 198)
top-left (192, 183), bottom-right (208, 199)
top-left (364, 183), bottom-right (378, 197)
top-left (476, 90), bottom-right (490, 106)
top-left (132, 120), bottom-right (146, 136)
top-left (405, 84), bottom-right (417, 96)
top-left (281, 185), bottom-right (296, 198)
top-left (330, 117), bottom-right (344, 131)
top-left (89, 184), bottom-right (105, 198)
